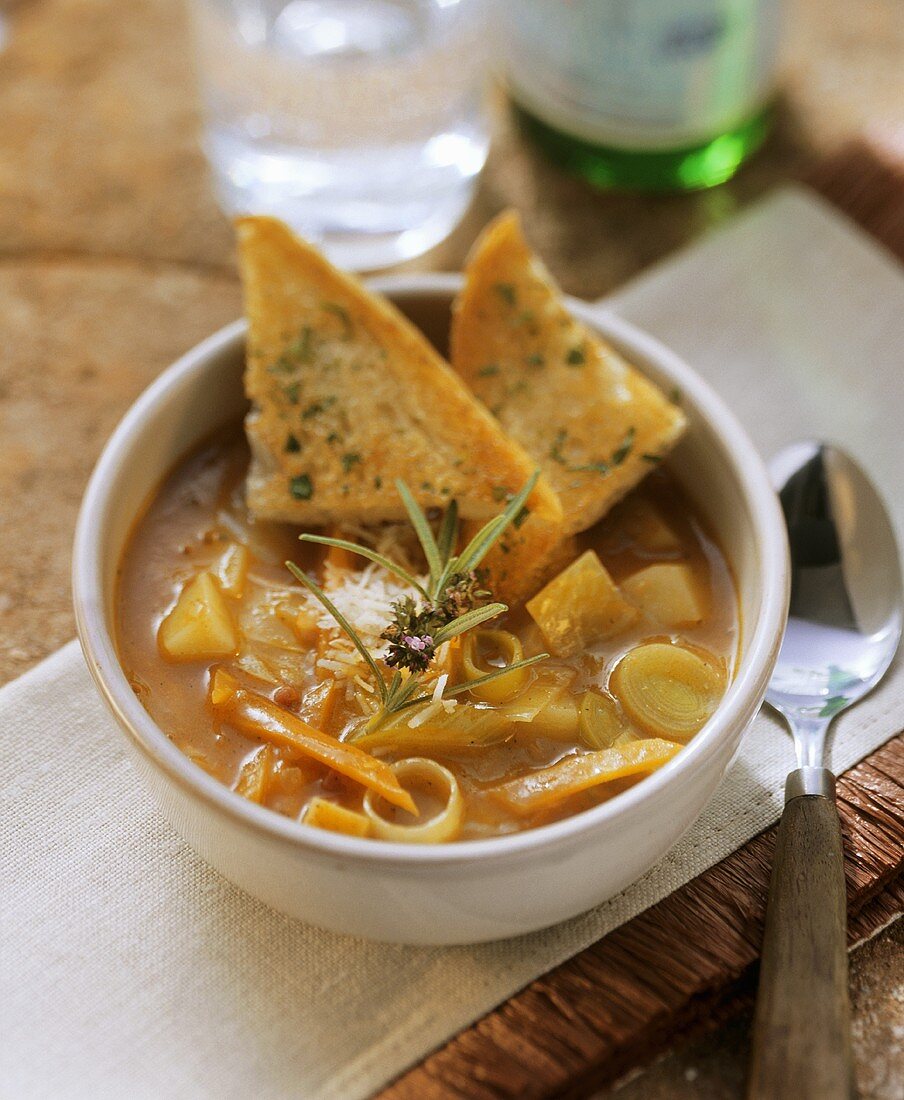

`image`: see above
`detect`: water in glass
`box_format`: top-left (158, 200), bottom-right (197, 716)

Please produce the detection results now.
top-left (191, 0), bottom-right (490, 270)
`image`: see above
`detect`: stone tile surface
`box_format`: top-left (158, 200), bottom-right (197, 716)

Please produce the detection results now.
top-left (0, 259), bottom-right (240, 680)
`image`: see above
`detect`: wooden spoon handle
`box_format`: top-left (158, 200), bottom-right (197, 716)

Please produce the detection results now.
top-left (747, 771), bottom-right (854, 1099)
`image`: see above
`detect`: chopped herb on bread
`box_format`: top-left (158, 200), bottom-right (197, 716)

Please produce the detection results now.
top-left (237, 216), bottom-right (563, 537)
top-left (450, 211), bottom-right (687, 535)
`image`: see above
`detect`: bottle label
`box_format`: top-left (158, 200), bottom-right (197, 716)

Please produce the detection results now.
top-left (503, 0), bottom-right (781, 150)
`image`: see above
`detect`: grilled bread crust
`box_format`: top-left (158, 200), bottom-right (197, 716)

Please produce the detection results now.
top-left (450, 211), bottom-right (686, 536)
top-left (237, 216), bottom-right (564, 534)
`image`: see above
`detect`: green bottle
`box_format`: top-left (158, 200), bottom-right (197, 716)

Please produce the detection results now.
top-left (502, 0), bottom-right (781, 193)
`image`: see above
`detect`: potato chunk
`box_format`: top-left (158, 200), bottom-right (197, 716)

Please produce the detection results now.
top-left (158, 572), bottom-right (239, 661)
top-left (622, 562), bottom-right (706, 627)
top-left (526, 550), bottom-right (638, 658)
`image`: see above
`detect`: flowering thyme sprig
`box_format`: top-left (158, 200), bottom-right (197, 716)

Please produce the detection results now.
top-left (379, 570), bottom-right (491, 674)
top-left (286, 474), bottom-right (548, 730)
top-left (381, 596), bottom-right (440, 673)
top-left (438, 569), bottom-right (491, 619)
top-left (384, 631), bottom-right (435, 673)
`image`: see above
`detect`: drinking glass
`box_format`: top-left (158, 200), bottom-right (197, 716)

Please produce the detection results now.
top-left (190, 0), bottom-right (491, 270)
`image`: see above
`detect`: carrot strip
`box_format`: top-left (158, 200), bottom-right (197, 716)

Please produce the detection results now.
top-left (488, 738), bottom-right (682, 816)
top-left (211, 674), bottom-right (416, 814)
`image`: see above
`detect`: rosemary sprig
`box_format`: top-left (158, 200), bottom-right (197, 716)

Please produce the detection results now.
top-left (285, 561), bottom-right (388, 703)
top-left (286, 474), bottom-right (548, 731)
top-left (394, 480), bottom-right (443, 590)
top-left (433, 603), bottom-right (506, 644)
top-left (299, 471), bottom-right (538, 602)
top-left (297, 534), bottom-right (429, 600)
top-left (436, 499), bottom-right (459, 566)
top-left (436, 471), bottom-right (538, 592)
top-left (360, 653), bottom-right (550, 727)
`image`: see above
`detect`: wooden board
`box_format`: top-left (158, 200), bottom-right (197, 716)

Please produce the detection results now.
top-left (378, 147), bottom-right (904, 1100)
top-left (380, 737), bottom-right (903, 1100)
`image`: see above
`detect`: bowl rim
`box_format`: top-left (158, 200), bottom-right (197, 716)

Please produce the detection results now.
top-left (72, 272), bottom-right (789, 867)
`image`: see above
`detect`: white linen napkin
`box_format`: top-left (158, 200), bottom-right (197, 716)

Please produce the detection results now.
top-left (2, 185), bottom-right (902, 1100)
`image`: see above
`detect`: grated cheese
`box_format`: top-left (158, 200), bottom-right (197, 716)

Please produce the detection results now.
top-left (288, 561), bottom-right (471, 723)
top-left (300, 562), bottom-right (428, 686)
top-left (432, 673), bottom-right (449, 703)
top-left (407, 699), bottom-right (444, 728)
top-left (316, 657), bottom-right (356, 675)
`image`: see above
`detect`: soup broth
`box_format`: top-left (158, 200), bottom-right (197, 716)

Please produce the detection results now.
top-left (117, 429), bottom-right (739, 842)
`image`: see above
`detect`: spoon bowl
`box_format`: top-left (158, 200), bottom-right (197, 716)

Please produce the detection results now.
top-left (766, 442), bottom-right (902, 762)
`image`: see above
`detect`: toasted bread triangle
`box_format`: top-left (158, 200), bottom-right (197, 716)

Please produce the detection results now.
top-left (236, 217), bottom-right (563, 532)
top-left (450, 211), bottom-right (687, 536)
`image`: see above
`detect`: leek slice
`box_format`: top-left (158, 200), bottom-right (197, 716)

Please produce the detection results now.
top-left (363, 758), bottom-right (463, 843)
top-left (355, 703), bottom-right (511, 753)
top-left (239, 588), bottom-right (305, 649)
top-left (578, 690), bottom-right (629, 750)
top-left (460, 630), bottom-right (530, 704)
top-left (489, 739), bottom-right (682, 815)
top-left (611, 643), bottom-right (724, 741)
top-left (216, 543), bottom-right (251, 598)
top-left (233, 744), bottom-right (276, 803)
top-left (357, 673), bottom-right (579, 752)
top-left (505, 681), bottom-right (579, 739)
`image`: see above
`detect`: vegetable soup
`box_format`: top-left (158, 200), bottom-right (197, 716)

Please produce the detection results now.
top-left (116, 429), bottom-right (739, 843)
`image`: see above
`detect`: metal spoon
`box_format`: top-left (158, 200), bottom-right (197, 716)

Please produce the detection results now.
top-left (747, 442), bottom-right (902, 1100)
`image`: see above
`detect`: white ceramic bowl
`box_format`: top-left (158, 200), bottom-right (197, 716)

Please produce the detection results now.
top-left (73, 275), bottom-right (789, 945)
